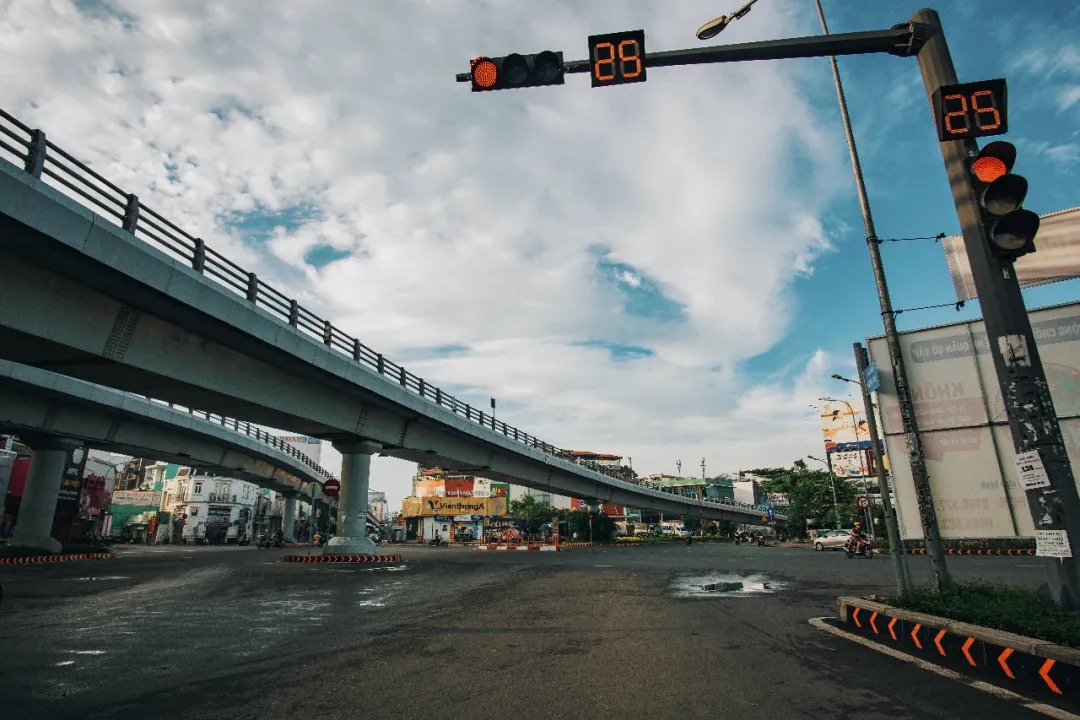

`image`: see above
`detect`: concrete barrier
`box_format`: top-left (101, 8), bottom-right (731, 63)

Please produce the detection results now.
top-left (836, 595), bottom-right (1080, 706)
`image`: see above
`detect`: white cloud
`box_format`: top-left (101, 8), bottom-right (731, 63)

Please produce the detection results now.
top-left (0, 0), bottom-right (849, 510)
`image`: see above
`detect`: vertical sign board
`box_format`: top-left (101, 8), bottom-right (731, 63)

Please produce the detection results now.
top-left (863, 362), bottom-right (881, 393)
top-left (867, 300), bottom-right (1080, 539)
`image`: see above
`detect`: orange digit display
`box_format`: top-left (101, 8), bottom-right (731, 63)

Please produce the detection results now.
top-left (933, 78), bottom-right (1007, 141)
top-left (593, 42), bottom-right (616, 81)
top-left (942, 93), bottom-right (969, 135)
top-left (618, 39), bottom-right (642, 78)
top-left (971, 89), bottom-right (1002, 130)
top-left (588, 29), bottom-right (646, 88)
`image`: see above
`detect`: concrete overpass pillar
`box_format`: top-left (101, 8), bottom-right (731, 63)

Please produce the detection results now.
top-left (282, 494), bottom-right (298, 541)
top-left (325, 440), bottom-right (381, 554)
top-left (10, 438), bottom-right (77, 553)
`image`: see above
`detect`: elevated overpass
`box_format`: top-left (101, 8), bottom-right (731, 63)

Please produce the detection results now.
top-left (0, 108), bottom-right (782, 552)
top-left (0, 359), bottom-right (340, 550)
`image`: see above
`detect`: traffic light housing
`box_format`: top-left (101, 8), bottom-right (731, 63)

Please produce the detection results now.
top-left (969, 141), bottom-right (1039, 262)
top-left (470, 51), bottom-right (565, 92)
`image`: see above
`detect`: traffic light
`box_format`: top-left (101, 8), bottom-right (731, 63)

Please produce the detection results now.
top-left (969, 141), bottom-right (1040, 262)
top-left (470, 51), bottom-right (565, 92)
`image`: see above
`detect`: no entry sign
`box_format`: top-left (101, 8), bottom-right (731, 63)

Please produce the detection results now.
top-left (323, 479), bottom-right (341, 497)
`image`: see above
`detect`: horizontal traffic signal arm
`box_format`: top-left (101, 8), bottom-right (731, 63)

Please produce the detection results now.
top-left (457, 24), bottom-right (921, 83)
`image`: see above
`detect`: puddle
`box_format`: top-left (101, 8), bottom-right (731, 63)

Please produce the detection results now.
top-left (670, 572), bottom-right (788, 598)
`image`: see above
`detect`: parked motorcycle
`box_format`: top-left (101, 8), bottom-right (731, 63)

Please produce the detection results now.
top-left (237, 534), bottom-right (250, 546)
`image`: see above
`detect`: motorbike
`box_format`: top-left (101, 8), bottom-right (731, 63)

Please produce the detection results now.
top-left (428, 537), bottom-right (449, 548)
top-left (844, 537), bottom-right (874, 559)
top-left (314, 532), bottom-right (326, 548)
top-left (237, 534), bottom-right (250, 546)
top-left (756, 534), bottom-right (766, 547)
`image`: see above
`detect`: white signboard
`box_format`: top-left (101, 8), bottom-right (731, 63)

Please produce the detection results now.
top-left (1015, 450), bottom-right (1051, 490)
top-left (1035, 529), bottom-right (1073, 558)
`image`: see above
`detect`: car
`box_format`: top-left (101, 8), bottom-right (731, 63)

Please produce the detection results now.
top-left (814, 529), bottom-right (853, 551)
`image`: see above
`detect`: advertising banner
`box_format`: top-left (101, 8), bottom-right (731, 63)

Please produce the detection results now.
top-left (944, 207), bottom-right (1080, 302)
top-left (78, 471), bottom-right (114, 519)
top-left (277, 434), bottom-right (323, 464)
top-left (830, 450), bottom-right (872, 478)
top-left (206, 506), bottom-right (232, 526)
top-left (444, 477), bottom-right (475, 497)
top-left (490, 482), bottom-right (510, 498)
top-left (415, 479), bottom-right (444, 498)
top-left (402, 496), bottom-right (507, 517)
top-left (112, 491), bottom-right (162, 507)
top-left (55, 446), bottom-right (87, 518)
top-left (868, 301), bottom-right (1080, 539)
top-left (818, 400), bottom-right (872, 454)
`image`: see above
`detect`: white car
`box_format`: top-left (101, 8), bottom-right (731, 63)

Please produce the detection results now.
top-left (813, 529), bottom-right (852, 551)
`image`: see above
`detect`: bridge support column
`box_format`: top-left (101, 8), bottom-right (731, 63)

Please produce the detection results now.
top-left (325, 440), bottom-right (381, 555)
top-left (10, 437), bottom-right (78, 553)
top-left (282, 494), bottom-right (298, 542)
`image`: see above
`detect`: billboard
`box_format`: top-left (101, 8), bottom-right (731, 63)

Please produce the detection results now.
top-left (112, 491), bottom-right (162, 507)
top-left (943, 207), bottom-right (1080, 303)
top-left (277, 434), bottom-right (323, 464)
top-left (867, 301), bottom-right (1080, 539)
top-left (401, 496), bottom-right (508, 517)
top-left (817, 400), bottom-right (873, 454)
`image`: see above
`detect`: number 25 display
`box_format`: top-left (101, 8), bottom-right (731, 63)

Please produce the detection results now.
top-left (588, 30), bottom-right (647, 88)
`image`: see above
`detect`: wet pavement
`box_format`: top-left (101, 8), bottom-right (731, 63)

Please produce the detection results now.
top-left (0, 541), bottom-right (1056, 719)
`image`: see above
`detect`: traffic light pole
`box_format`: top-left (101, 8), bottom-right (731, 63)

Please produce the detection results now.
top-left (913, 9), bottom-right (1080, 610)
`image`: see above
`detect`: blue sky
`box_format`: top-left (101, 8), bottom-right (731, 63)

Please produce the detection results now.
top-left (1, 0), bottom-right (1077, 507)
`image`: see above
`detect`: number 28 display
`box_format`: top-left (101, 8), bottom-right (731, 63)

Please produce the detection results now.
top-left (932, 78), bottom-right (1008, 142)
top-left (588, 29), bottom-right (646, 88)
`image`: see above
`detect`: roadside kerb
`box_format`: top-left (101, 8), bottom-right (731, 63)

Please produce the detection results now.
top-left (904, 548), bottom-right (1035, 556)
top-left (836, 595), bottom-right (1080, 707)
top-left (0, 552), bottom-right (117, 565)
top-left (560, 542), bottom-right (645, 548)
top-left (283, 554), bottom-right (403, 563)
top-left (475, 545), bottom-right (560, 552)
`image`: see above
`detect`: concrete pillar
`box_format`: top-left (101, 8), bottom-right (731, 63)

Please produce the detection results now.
top-left (326, 440), bottom-right (380, 554)
top-left (282, 494), bottom-right (298, 541)
top-left (10, 438), bottom-right (76, 553)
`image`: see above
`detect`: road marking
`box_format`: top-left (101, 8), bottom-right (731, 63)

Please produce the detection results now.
top-left (888, 616), bottom-right (898, 641)
top-left (808, 618), bottom-right (1079, 720)
top-left (912, 623), bottom-right (923, 649)
top-left (869, 611), bottom-right (879, 634)
top-left (852, 607), bottom-right (862, 628)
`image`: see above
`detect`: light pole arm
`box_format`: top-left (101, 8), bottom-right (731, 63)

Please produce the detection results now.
top-left (456, 24), bottom-right (921, 82)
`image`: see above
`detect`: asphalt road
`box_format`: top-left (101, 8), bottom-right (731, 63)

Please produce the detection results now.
top-left (0, 542), bottom-right (1058, 720)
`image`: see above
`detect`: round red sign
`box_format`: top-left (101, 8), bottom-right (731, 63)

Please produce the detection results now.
top-left (323, 479), bottom-right (341, 497)
top-left (856, 495), bottom-right (870, 510)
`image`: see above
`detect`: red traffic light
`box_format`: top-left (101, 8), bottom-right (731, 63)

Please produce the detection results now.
top-left (471, 57), bottom-right (498, 90)
top-left (969, 141), bottom-right (1038, 261)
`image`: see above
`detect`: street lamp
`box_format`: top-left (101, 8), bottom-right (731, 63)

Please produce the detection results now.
top-left (695, 0), bottom-right (763, 40)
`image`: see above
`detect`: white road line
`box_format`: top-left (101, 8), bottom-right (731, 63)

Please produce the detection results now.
top-left (807, 617), bottom-right (1079, 720)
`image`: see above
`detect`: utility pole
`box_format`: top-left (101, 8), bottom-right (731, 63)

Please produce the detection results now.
top-left (854, 344), bottom-right (911, 594)
top-left (914, 8), bottom-right (1080, 609)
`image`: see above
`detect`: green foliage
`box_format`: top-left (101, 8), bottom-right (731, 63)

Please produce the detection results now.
top-left (749, 460), bottom-right (860, 536)
top-left (508, 495), bottom-right (558, 534)
top-left (565, 509), bottom-right (616, 542)
top-left (893, 582), bottom-right (1080, 648)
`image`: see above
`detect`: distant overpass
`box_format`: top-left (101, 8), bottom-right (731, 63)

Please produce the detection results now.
top-left (0, 108), bottom-right (782, 551)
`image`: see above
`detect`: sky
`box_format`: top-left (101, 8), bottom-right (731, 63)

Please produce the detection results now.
top-left (0, 0), bottom-right (1077, 511)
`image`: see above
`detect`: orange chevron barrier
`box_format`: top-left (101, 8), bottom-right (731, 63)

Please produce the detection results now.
top-left (837, 596), bottom-right (1079, 708)
top-left (0, 552), bottom-right (117, 565)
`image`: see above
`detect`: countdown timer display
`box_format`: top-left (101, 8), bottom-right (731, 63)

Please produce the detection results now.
top-left (932, 78), bottom-right (1008, 142)
top-left (588, 29), bottom-right (646, 88)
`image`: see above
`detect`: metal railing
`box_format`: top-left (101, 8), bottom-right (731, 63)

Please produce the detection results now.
top-left (142, 396), bottom-right (336, 482)
top-left (0, 107), bottom-right (776, 518)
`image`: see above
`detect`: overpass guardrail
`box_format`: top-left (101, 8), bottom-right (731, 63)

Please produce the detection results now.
top-left (0, 107), bottom-right (779, 519)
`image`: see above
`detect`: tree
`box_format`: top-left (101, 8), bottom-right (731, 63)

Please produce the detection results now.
top-left (750, 461), bottom-right (860, 537)
top-left (508, 495), bottom-right (557, 534)
top-left (565, 509), bottom-right (615, 543)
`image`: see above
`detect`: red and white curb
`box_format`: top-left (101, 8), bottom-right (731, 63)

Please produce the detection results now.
top-left (475, 544), bottom-right (561, 552)
top-left (0, 552), bottom-right (117, 565)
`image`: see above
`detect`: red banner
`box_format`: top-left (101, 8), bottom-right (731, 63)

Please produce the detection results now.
top-left (444, 478), bottom-right (475, 497)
